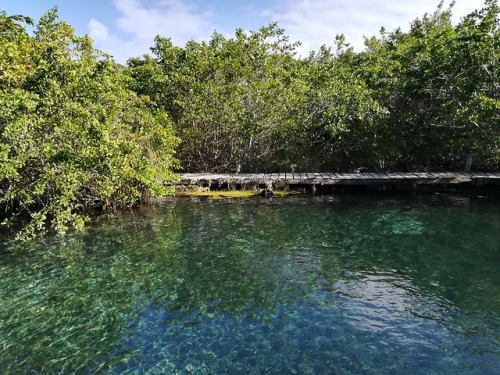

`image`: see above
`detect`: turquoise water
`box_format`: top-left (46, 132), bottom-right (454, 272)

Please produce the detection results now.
top-left (0, 195), bottom-right (499, 374)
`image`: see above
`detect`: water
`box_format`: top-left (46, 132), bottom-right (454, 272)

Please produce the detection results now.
top-left (0, 195), bottom-right (499, 374)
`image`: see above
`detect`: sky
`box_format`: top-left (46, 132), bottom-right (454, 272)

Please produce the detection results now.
top-left (1, 0), bottom-right (487, 63)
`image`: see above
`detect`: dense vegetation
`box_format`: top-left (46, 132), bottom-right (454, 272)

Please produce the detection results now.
top-left (0, 10), bottom-right (179, 239)
top-left (1, 1), bottom-right (499, 239)
top-left (128, 0), bottom-right (499, 173)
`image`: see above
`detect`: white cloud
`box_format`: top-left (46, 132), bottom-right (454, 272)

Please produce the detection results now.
top-left (88, 0), bottom-right (487, 62)
top-left (113, 0), bottom-right (213, 40)
top-left (88, 0), bottom-right (215, 63)
top-left (262, 0), bottom-right (486, 57)
top-left (88, 18), bottom-right (111, 41)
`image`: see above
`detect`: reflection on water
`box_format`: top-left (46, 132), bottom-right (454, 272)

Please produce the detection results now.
top-left (0, 195), bottom-right (499, 374)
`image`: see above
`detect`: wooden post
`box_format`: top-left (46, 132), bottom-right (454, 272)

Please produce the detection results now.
top-left (465, 154), bottom-right (473, 173)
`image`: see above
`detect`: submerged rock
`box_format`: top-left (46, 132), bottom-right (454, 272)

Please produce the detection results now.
top-left (260, 189), bottom-right (275, 198)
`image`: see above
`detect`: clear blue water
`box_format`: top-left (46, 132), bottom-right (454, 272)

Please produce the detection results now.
top-left (0, 195), bottom-right (499, 374)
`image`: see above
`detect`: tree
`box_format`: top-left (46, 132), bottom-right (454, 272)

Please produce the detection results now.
top-left (289, 41), bottom-right (387, 171)
top-left (356, 1), bottom-right (499, 170)
top-left (130, 23), bottom-right (306, 172)
top-left (0, 9), bottom-right (179, 240)
top-left (0, 13), bottom-right (34, 34)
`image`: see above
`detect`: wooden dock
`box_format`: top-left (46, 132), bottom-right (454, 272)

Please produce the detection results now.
top-left (177, 172), bottom-right (500, 193)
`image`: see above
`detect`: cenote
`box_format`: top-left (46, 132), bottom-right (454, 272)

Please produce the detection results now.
top-left (0, 195), bottom-right (499, 374)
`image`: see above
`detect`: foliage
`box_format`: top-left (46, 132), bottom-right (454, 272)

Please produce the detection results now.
top-left (0, 10), bottom-right (179, 240)
top-left (129, 24), bottom-right (388, 172)
top-left (129, 1), bottom-right (498, 173)
top-left (289, 43), bottom-right (387, 171)
top-left (129, 24), bottom-right (304, 172)
top-left (357, 1), bottom-right (499, 170)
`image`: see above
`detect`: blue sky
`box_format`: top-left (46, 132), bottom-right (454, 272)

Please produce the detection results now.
top-left (1, 0), bottom-right (486, 62)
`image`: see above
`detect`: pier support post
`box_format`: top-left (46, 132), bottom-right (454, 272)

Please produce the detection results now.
top-left (465, 154), bottom-right (473, 173)
top-left (311, 184), bottom-right (317, 196)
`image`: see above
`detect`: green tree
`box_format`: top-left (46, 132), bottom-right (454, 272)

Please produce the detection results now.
top-left (289, 40), bottom-right (387, 171)
top-left (357, 1), bottom-right (499, 170)
top-left (126, 2), bottom-right (499, 173)
top-left (0, 9), bottom-right (179, 240)
top-left (130, 24), bottom-right (306, 172)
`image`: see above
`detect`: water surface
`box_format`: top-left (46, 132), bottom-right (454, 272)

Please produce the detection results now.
top-left (0, 195), bottom-right (499, 374)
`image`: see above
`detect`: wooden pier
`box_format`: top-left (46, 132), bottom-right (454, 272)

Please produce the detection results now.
top-left (177, 172), bottom-right (500, 194)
